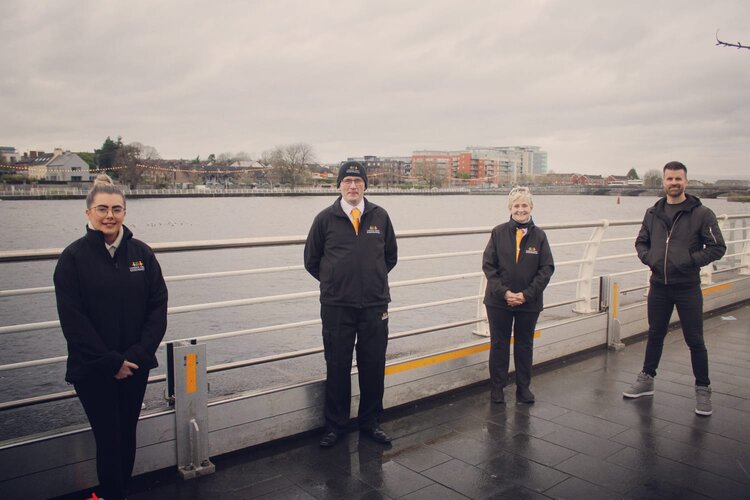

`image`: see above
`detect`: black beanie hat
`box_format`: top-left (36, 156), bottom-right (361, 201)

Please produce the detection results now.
top-left (336, 161), bottom-right (368, 189)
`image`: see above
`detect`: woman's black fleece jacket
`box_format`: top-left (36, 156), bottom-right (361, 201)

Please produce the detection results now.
top-left (482, 219), bottom-right (555, 312)
top-left (54, 225), bottom-right (168, 382)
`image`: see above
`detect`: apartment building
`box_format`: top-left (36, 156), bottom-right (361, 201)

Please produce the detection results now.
top-left (411, 146), bottom-right (548, 186)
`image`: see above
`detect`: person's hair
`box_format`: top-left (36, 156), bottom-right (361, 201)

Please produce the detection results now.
top-left (86, 174), bottom-right (126, 208)
top-left (663, 161), bottom-right (687, 175)
top-left (508, 186), bottom-right (533, 209)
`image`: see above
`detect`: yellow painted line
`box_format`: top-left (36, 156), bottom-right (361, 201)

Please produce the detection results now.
top-left (703, 283), bottom-right (731, 296)
top-left (385, 330), bottom-right (541, 376)
top-left (185, 352), bottom-right (197, 394)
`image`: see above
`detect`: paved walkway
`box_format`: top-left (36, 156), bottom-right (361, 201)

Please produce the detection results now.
top-left (70, 303), bottom-right (750, 499)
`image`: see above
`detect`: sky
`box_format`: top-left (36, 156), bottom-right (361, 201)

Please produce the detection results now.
top-left (2, 0), bottom-right (749, 178)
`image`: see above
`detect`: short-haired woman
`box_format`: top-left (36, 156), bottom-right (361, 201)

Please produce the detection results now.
top-left (482, 187), bottom-right (554, 404)
top-left (54, 174), bottom-right (168, 500)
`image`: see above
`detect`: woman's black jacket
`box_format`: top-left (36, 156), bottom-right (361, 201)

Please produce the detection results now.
top-left (482, 219), bottom-right (555, 312)
top-left (54, 225), bottom-right (168, 382)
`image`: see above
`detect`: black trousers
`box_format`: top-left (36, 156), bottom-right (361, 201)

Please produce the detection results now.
top-left (486, 305), bottom-right (540, 390)
top-left (74, 369), bottom-right (149, 500)
top-left (321, 304), bottom-right (389, 433)
top-left (643, 282), bottom-right (710, 386)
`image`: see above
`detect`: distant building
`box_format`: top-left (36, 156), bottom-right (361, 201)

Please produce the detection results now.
top-left (346, 155), bottom-right (411, 187)
top-left (571, 174), bottom-right (607, 186)
top-left (410, 146), bottom-right (548, 186)
top-left (537, 172), bottom-right (575, 185)
top-left (45, 151), bottom-right (91, 182)
top-left (606, 175), bottom-right (629, 186)
top-left (0, 146), bottom-right (21, 164)
top-left (24, 150), bottom-right (58, 179)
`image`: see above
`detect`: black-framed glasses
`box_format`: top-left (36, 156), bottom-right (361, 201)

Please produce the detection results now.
top-left (341, 178), bottom-right (364, 185)
top-left (90, 205), bottom-right (125, 217)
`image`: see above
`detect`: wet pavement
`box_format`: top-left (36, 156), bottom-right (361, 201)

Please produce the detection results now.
top-left (67, 303), bottom-right (750, 499)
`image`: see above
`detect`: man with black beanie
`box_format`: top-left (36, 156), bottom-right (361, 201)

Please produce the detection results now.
top-left (304, 161), bottom-right (398, 447)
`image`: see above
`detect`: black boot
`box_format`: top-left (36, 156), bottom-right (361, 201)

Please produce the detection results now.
top-left (490, 386), bottom-right (505, 404)
top-left (516, 386), bottom-right (535, 404)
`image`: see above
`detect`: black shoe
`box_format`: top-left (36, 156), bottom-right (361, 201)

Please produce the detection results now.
top-left (319, 431), bottom-right (340, 448)
top-left (360, 426), bottom-right (392, 444)
top-left (516, 386), bottom-right (535, 404)
top-left (491, 387), bottom-right (505, 404)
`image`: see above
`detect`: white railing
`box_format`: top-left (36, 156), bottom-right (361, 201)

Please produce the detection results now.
top-left (1, 216), bottom-right (749, 412)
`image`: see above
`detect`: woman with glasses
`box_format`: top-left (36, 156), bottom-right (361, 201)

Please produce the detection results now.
top-left (482, 187), bottom-right (554, 404)
top-left (54, 174), bottom-right (168, 500)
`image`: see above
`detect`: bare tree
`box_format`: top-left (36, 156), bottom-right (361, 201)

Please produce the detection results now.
top-left (115, 144), bottom-right (143, 188)
top-left (643, 169), bottom-right (662, 188)
top-left (215, 153), bottom-right (231, 164)
top-left (419, 162), bottom-right (447, 188)
top-left (716, 30), bottom-right (750, 50)
top-left (129, 142), bottom-right (161, 160)
top-left (263, 143), bottom-right (315, 188)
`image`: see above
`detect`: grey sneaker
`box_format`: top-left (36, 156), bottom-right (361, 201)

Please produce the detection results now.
top-left (695, 386), bottom-right (713, 416)
top-left (623, 372), bottom-right (654, 398)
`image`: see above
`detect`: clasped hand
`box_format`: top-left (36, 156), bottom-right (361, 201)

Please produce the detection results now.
top-left (115, 360), bottom-right (139, 379)
top-left (504, 291), bottom-right (526, 307)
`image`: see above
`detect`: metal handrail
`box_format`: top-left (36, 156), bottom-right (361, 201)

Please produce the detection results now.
top-left (0, 219), bottom-right (660, 263)
top-left (2, 216), bottom-right (749, 413)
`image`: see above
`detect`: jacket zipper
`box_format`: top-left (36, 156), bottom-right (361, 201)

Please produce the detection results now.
top-left (664, 212), bottom-right (683, 284)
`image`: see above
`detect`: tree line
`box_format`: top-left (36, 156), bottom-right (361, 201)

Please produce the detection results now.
top-left (92, 136), bottom-right (316, 189)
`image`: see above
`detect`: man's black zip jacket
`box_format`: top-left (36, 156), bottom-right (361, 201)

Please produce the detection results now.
top-left (304, 197), bottom-right (397, 307)
top-left (635, 194), bottom-right (726, 286)
top-left (482, 218), bottom-right (555, 312)
top-left (54, 225), bottom-right (168, 382)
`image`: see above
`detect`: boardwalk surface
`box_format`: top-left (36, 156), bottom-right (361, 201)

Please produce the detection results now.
top-left (63, 303), bottom-right (750, 499)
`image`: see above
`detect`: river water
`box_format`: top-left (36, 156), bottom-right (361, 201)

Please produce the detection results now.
top-left (1, 194), bottom-right (748, 440)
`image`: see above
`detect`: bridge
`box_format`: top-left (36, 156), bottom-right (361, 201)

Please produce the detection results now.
top-left (527, 184), bottom-right (749, 199)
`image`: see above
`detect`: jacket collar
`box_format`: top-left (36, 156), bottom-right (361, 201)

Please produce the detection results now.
top-left (509, 217), bottom-right (535, 231)
top-left (652, 193), bottom-right (701, 214)
top-left (333, 196), bottom-right (373, 217)
top-left (85, 224), bottom-right (133, 248)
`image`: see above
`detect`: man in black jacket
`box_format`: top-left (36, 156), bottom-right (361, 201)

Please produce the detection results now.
top-left (623, 161), bottom-right (726, 416)
top-left (304, 161), bottom-right (398, 447)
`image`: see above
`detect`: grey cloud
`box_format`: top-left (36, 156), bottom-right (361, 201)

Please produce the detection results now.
top-left (1, 0), bottom-right (748, 176)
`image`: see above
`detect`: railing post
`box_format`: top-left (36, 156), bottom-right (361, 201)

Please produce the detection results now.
top-left (600, 275), bottom-right (625, 350)
top-left (702, 215), bottom-right (729, 284)
top-left (737, 217), bottom-right (750, 276)
top-left (573, 220), bottom-right (609, 313)
top-left (473, 275), bottom-right (489, 337)
top-left (172, 340), bottom-right (215, 480)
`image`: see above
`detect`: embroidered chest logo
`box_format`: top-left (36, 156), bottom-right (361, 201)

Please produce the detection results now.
top-left (525, 246), bottom-right (539, 255)
top-left (129, 260), bottom-right (145, 272)
top-left (366, 225), bottom-right (381, 235)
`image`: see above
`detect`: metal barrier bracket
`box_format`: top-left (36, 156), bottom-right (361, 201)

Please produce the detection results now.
top-left (601, 276), bottom-right (625, 351)
top-left (472, 275), bottom-right (490, 337)
top-left (172, 341), bottom-right (215, 479)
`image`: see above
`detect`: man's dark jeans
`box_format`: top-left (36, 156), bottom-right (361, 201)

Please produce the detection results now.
top-left (643, 281), bottom-right (710, 386)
